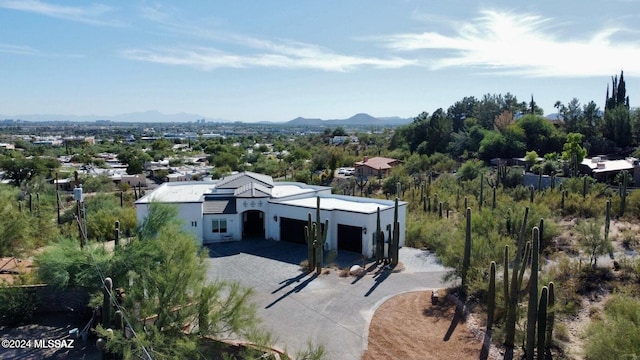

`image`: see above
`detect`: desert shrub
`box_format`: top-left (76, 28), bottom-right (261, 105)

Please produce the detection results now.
top-left (554, 322), bottom-right (570, 342)
top-left (0, 285), bottom-right (38, 326)
top-left (544, 253), bottom-right (583, 315)
top-left (503, 166), bottom-right (524, 188)
top-left (562, 192), bottom-right (607, 218)
top-left (623, 188), bottom-right (640, 218)
top-left (81, 174), bottom-right (116, 193)
top-left (405, 211), bottom-right (455, 250)
top-left (35, 238), bottom-right (111, 290)
top-left (585, 294), bottom-right (640, 359)
top-left (457, 159), bottom-right (484, 181)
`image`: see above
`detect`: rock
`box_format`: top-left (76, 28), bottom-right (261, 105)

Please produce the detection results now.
top-left (349, 265), bottom-right (364, 276)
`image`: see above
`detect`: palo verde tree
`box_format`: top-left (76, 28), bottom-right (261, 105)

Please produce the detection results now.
top-left (105, 203), bottom-right (267, 359)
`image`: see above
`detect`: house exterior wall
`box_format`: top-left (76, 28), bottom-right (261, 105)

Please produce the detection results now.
top-left (266, 200), bottom-right (406, 256)
top-left (266, 203), bottom-right (334, 245)
top-left (203, 214), bottom-right (241, 243)
top-left (135, 201), bottom-right (204, 246)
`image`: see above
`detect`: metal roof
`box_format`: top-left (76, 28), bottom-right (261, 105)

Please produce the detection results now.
top-left (215, 171), bottom-right (274, 189)
top-left (234, 182), bottom-right (272, 198)
top-left (203, 199), bottom-right (236, 214)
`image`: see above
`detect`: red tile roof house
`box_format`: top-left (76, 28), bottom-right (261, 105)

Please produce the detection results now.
top-left (354, 156), bottom-right (403, 178)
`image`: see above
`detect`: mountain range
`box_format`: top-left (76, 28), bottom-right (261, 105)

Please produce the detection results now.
top-left (0, 110), bottom-right (413, 125)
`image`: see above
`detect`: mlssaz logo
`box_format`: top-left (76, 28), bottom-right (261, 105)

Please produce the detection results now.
top-left (34, 339), bottom-right (75, 349)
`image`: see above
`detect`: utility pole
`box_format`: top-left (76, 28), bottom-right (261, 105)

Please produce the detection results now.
top-left (74, 185), bottom-right (84, 249)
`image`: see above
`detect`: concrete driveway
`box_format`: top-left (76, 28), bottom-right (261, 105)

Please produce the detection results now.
top-left (205, 239), bottom-right (453, 360)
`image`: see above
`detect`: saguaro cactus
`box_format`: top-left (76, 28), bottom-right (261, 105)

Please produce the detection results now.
top-left (619, 171), bottom-right (628, 216)
top-left (462, 207), bottom-right (472, 295)
top-left (388, 198), bottom-right (400, 267)
top-left (492, 186), bottom-right (497, 210)
top-left (479, 172), bottom-right (484, 210)
top-left (503, 245), bottom-right (509, 312)
top-left (526, 227), bottom-right (540, 360)
top-left (546, 281), bottom-right (555, 350)
top-left (582, 175), bottom-right (588, 198)
top-left (537, 286), bottom-right (549, 360)
top-left (375, 207), bottom-right (384, 264)
top-left (505, 207), bottom-right (530, 349)
top-left (305, 197), bottom-right (328, 273)
top-left (605, 199), bottom-right (613, 258)
top-left (487, 261), bottom-right (496, 331)
top-left (103, 277), bottom-right (113, 328)
top-left (539, 218), bottom-right (545, 253)
top-left (114, 221), bottom-right (120, 250)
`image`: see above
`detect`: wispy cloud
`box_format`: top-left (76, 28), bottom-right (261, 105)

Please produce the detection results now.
top-left (0, 44), bottom-right (39, 55)
top-left (123, 4), bottom-right (416, 72)
top-left (0, 0), bottom-right (122, 26)
top-left (122, 45), bottom-right (415, 72)
top-left (0, 43), bottom-right (84, 58)
top-left (378, 10), bottom-right (640, 77)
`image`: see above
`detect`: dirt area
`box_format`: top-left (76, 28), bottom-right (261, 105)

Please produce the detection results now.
top-left (0, 257), bottom-right (35, 284)
top-left (363, 290), bottom-right (496, 360)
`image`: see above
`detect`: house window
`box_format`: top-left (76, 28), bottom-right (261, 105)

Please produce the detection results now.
top-left (212, 219), bottom-right (227, 233)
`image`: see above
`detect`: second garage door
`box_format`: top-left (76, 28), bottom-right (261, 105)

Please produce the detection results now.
top-left (280, 217), bottom-right (307, 244)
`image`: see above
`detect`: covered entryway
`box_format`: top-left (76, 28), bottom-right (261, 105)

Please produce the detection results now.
top-left (243, 210), bottom-right (264, 238)
top-left (337, 224), bottom-right (362, 254)
top-left (279, 217), bottom-right (307, 244)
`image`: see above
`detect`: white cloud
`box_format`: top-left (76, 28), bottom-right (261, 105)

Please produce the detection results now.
top-left (0, 0), bottom-right (122, 26)
top-left (378, 10), bottom-right (640, 77)
top-left (0, 44), bottom-right (39, 55)
top-left (122, 45), bottom-right (415, 72)
top-left (126, 6), bottom-right (416, 72)
top-left (0, 43), bottom-right (84, 58)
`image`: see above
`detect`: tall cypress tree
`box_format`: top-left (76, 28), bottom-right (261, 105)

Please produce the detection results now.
top-left (606, 70), bottom-right (629, 111)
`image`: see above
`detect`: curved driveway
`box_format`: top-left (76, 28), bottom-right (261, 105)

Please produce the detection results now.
top-left (205, 240), bottom-right (453, 360)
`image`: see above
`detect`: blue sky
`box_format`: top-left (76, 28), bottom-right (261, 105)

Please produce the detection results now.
top-left (1, 0), bottom-right (640, 122)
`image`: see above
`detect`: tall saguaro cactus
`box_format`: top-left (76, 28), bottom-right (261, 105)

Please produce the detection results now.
top-left (375, 207), bottom-right (384, 264)
top-left (526, 227), bottom-right (540, 360)
top-left (503, 245), bottom-right (510, 312)
top-left (537, 286), bottom-right (549, 360)
top-left (103, 277), bottom-right (113, 328)
top-left (487, 261), bottom-right (496, 331)
top-left (388, 198), bottom-right (400, 267)
top-left (605, 199), bottom-right (613, 258)
top-left (304, 197), bottom-right (328, 273)
top-left (619, 170), bottom-right (628, 216)
top-left (505, 207), bottom-right (530, 349)
top-left (546, 282), bottom-right (556, 350)
top-left (462, 207), bottom-right (472, 295)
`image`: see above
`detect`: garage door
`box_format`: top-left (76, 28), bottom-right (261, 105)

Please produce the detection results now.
top-left (338, 224), bottom-right (362, 254)
top-left (280, 217), bottom-right (307, 244)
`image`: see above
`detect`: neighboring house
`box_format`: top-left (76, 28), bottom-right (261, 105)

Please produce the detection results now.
top-left (581, 157), bottom-right (640, 184)
top-left (354, 156), bottom-right (402, 178)
top-left (331, 135), bottom-right (359, 145)
top-left (135, 171), bottom-right (406, 257)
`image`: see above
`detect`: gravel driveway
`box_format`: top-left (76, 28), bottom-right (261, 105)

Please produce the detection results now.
top-left (205, 239), bottom-right (453, 360)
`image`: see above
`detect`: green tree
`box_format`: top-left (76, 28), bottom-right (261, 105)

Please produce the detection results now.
top-left (515, 114), bottom-right (562, 155)
top-left (105, 203), bottom-right (268, 358)
top-left (0, 156), bottom-right (59, 186)
top-left (576, 218), bottom-right (612, 268)
top-left (562, 133), bottom-right (588, 164)
top-left (603, 105), bottom-right (632, 148)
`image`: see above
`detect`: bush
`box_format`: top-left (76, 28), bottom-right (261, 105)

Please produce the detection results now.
top-left (35, 238), bottom-right (111, 290)
top-left (585, 294), bottom-right (640, 359)
top-left (0, 285), bottom-right (37, 326)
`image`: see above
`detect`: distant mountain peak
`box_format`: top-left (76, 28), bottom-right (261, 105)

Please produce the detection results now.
top-left (285, 113), bottom-right (411, 126)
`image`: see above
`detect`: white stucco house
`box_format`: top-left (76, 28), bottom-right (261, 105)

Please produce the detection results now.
top-left (135, 171), bottom-right (406, 257)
